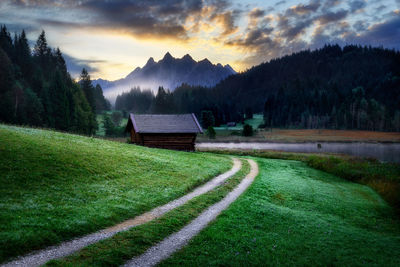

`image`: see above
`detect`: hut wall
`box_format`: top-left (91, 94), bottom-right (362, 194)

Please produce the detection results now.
top-left (132, 133), bottom-right (196, 151)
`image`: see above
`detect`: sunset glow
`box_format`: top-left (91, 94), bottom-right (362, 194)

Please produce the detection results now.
top-left (1, 0), bottom-right (399, 80)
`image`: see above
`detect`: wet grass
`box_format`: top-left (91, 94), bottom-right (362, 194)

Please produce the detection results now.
top-left (45, 160), bottom-right (251, 266)
top-left (162, 158), bottom-right (400, 266)
top-left (199, 149), bottom-right (400, 214)
top-left (0, 124), bottom-right (231, 263)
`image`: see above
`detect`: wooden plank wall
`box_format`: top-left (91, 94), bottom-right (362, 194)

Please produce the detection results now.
top-left (130, 131), bottom-right (196, 151)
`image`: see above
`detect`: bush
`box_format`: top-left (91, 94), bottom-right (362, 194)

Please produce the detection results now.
top-left (242, 124), bottom-right (253, 136)
top-left (206, 126), bottom-right (216, 139)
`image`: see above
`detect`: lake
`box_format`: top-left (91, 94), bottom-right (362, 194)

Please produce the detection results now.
top-left (197, 142), bottom-right (400, 163)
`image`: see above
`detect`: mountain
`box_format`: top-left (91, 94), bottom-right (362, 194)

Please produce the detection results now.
top-left (115, 44), bottom-right (400, 131)
top-left (93, 52), bottom-right (236, 102)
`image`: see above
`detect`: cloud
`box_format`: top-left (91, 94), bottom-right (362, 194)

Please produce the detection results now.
top-left (249, 8), bottom-right (265, 18)
top-left (286, 1), bottom-right (321, 16)
top-left (350, 13), bottom-right (400, 49)
top-left (3, 0), bottom-right (399, 73)
top-left (316, 9), bottom-right (348, 24)
top-left (348, 0), bottom-right (366, 13)
top-left (6, 0), bottom-right (231, 40)
top-left (63, 53), bottom-right (103, 78)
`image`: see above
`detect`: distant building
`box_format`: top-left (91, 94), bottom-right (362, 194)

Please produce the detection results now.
top-left (125, 114), bottom-right (203, 151)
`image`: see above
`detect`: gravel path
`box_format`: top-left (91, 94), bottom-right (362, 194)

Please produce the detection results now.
top-left (123, 159), bottom-right (259, 267)
top-left (2, 158), bottom-right (241, 267)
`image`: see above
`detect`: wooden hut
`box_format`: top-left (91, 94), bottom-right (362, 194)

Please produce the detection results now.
top-left (125, 114), bottom-right (203, 151)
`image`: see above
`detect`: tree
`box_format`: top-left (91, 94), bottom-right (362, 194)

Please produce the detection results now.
top-left (0, 25), bottom-right (13, 56)
top-left (93, 84), bottom-right (110, 113)
top-left (245, 107), bottom-right (253, 119)
top-left (206, 126), bottom-right (216, 139)
top-left (201, 110), bottom-right (215, 128)
top-left (152, 86), bottom-right (174, 113)
top-left (79, 69), bottom-right (96, 112)
top-left (50, 70), bottom-right (70, 130)
top-left (242, 124), bottom-right (253, 136)
top-left (103, 113), bottom-right (115, 136)
top-left (111, 111), bottom-right (123, 126)
top-left (33, 30), bottom-right (50, 58)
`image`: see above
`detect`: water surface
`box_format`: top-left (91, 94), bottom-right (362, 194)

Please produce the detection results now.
top-left (197, 142), bottom-right (400, 163)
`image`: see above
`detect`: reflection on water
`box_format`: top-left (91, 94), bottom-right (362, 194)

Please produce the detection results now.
top-left (197, 142), bottom-right (400, 163)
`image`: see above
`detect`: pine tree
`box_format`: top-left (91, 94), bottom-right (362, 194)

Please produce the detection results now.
top-left (79, 68), bottom-right (96, 112)
top-left (0, 25), bottom-right (13, 57)
top-left (79, 68), bottom-right (98, 134)
top-left (33, 30), bottom-right (49, 57)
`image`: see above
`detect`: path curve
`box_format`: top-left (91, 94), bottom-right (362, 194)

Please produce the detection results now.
top-left (2, 158), bottom-right (242, 267)
top-left (123, 159), bottom-right (259, 267)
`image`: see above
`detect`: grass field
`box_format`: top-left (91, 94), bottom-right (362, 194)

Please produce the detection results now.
top-left (46, 160), bottom-right (251, 266)
top-left (0, 124), bottom-right (231, 263)
top-left (198, 149), bottom-right (400, 214)
top-left (162, 158), bottom-right (400, 266)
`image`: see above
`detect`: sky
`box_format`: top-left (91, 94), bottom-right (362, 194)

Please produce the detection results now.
top-left (1, 0), bottom-right (399, 80)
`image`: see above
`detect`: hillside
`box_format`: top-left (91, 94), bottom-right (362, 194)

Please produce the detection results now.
top-left (163, 158), bottom-right (400, 266)
top-left (93, 52), bottom-right (236, 102)
top-left (0, 124), bottom-right (231, 262)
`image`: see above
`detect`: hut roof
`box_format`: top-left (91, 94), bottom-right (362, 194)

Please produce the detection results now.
top-left (127, 114), bottom-right (203, 134)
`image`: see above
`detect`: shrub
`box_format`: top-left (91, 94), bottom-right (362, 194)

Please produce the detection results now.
top-left (206, 126), bottom-right (216, 139)
top-left (242, 124), bottom-right (253, 136)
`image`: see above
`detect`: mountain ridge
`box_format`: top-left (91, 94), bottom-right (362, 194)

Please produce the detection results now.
top-left (93, 52), bottom-right (236, 102)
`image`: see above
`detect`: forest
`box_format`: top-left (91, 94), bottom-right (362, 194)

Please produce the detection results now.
top-left (116, 45), bottom-right (400, 131)
top-left (0, 26), bottom-right (109, 135)
top-left (1, 24), bottom-right (399, 133)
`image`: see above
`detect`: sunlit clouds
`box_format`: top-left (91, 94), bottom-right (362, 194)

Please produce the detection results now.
top-left (1, 0), bottom-right (399, 80)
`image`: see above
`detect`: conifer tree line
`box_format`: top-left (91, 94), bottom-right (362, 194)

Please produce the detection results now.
top-left (115, 45), bottom-right (400, 131)
top-left (0, 25), bottom-right (110, 135)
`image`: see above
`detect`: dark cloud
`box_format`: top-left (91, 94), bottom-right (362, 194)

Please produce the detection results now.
top-left (275, 1), bottom-right (286, 6)
top-left (249, 8), bottom-right (265, 18)
top-left (348, 0), bottom-right (366, 13)
top-left (3, 0), bottom-right (399, 71)
top-left (76, 0), bottom-right (205, 39)
top-left (353, 20), bottom-right (369, 32)
top-left (285, 1), bottom-right (320, 16)
top-left (6, 0), bottom-right (226, 40)
top-left (63, 53), bottom-right (102, 78)
top-left (321, 0), bottom-right (342, 12)
top-left (317, 9), bottom-right (348, 24)
top-left (351, 14), bottom-right (400, 49)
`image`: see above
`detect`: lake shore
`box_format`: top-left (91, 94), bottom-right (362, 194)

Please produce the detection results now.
top-left (197, 128), bottom-right (400, 143)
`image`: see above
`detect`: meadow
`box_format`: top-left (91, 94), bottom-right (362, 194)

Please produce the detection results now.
top-left (0, 124), bottom-right (231, 262)
top-left (196, 114), bottom-right (400, 143)
top-left (162, 158), bottom-right (400, 266)
top-left (1, 124), bottom-right (400, 266)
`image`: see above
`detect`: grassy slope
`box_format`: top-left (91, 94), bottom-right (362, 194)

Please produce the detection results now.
top-left (162, 158), bottom-right (400, 266)
top-left (46, 160), bottom-right (250, 266)
top-left (0, 125), bottom-right (231, 263)
top-left (199, 149), bottom-right (400, 213)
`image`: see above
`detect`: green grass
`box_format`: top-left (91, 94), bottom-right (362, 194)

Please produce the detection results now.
top-left (0, 124), bottom-right (231, 263)
top-left (162, 158), bottom-right (400, 266)
top-left (46, 160), bottom-right (251, 266)
top-left (199, 149), bottom-right (400, 213)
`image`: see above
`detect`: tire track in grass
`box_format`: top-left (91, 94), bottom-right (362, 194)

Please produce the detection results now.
top-left (2, 158), bottom-right (242, 267)
top-left (123, 159), bottom-right (258, 267)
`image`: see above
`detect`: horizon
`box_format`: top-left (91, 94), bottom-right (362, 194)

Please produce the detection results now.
top-left (1, 0), bottom-right (399, 80)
